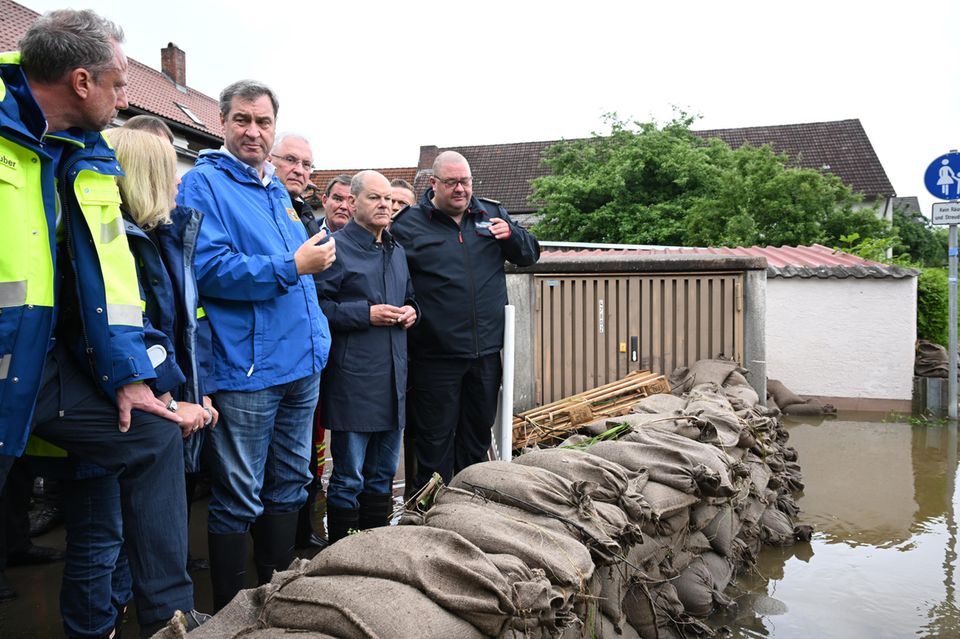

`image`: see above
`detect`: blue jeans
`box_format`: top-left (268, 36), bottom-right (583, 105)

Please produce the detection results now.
top-left (31, 344), bottom-right (192, 627)
top-left (61, 464), bottom-right (133, 638)
top-left (327, 429), bottom-right (402, 509)
top-left (207, 372), bottom-right (321, 534)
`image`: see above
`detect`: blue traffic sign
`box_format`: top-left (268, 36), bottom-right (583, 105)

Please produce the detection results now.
top-left (925, 152), bottom-right (960, 201)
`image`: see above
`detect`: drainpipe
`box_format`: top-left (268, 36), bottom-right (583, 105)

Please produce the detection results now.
top-left (499, 305), bottom-right (516, 460)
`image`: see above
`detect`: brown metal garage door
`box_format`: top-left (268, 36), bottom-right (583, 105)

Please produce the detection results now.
top-left (535, 272), bottom-right (744, 404)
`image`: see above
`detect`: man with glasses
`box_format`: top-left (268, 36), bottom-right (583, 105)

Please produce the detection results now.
top-left (320, 174), bottom-right (355, 234)
top-left (391, 151), bottom-right (540, 493)
top-left (268, 133), bottom-right (330, 551)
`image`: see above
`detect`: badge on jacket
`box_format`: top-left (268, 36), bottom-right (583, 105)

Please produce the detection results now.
top-left (286, 207), bottom-right (299, 222)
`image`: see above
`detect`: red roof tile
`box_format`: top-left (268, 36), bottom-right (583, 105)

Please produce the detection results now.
top-left (0, 0), bottom-right (222, 139)
top-left (310, 168), bottom-right (417, 192)
top-left (540, 243), bottom-right (917, 279)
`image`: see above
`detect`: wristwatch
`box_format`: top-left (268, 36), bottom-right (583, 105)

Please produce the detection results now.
top-left (166, 398), bottom-right (178, 413)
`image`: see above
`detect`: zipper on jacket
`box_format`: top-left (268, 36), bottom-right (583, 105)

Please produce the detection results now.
top-left (60, 154), bottom-right (114, 381)
top-left (459, 218), bottom-right (481, 357)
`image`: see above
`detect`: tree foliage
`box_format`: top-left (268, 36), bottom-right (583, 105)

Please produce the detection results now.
top-left (531, 114), bottom-right (892, 247)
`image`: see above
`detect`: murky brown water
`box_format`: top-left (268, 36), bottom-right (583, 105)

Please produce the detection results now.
top-left (712, 415), bottom-right (960, 639)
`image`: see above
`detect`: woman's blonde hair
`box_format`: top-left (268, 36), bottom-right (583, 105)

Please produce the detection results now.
top-left (103, 127), bottom-right (178, 230)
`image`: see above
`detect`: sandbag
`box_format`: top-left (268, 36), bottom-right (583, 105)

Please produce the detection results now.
top-left (766, 379), bottom-right (805, 409)
top-left (685, 359), bottom-right (741, 387)
top-left (760, 506), bottom-right (796, 546)
top-left (435, 487), bottom-right (623, 566)
top-left (449, 461), bottom-right (623, 562)
top-left (589, 431), bottom-right (741, 498)
top-left (673, 556), bottom-right (733, 618)
top-left (262, 575), bottom-right (487, 639)
top-left (640, 481), bottom-right (699, 521)
top-left (424, 501), bottom-right (595, 590)
top-left (305, 525), bottom-right (557, 636)
top-left (622, 582), bottom-right (659, 639)
top-left (513, 448), bottom-right (651, 521)
top-left (631, 393), bottom-right (687, 414)
top-left (700, 551), bottom-right (734, 592)
top-left (724, 383), bottom-right (760, 410)
top-left (701, 505), bottom-right (741, 557)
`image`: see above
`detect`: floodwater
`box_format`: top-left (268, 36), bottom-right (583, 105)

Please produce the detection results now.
top-left (4, 415), bottom-right (960, 638)
top-left (712, 415), bottom-right (960, 639)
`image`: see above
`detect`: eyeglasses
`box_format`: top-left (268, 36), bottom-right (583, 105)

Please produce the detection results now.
top-left (270, 154), bottom-right (313, 171)
top-left (433, 176), bottom-right (473, 188)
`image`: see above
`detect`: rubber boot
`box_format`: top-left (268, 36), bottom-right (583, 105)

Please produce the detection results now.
top-left (357, 492), bottom-right (394, 531)
top-left (251, 511), bottom-right (298, 585)
top-left (207, 532), bottom-right (248, 612)
top-left (326, 505), bottom-right (360, 544)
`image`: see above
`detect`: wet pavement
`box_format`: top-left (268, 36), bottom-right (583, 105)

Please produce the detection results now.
top-left (4, 414), bottom-right (960, 637)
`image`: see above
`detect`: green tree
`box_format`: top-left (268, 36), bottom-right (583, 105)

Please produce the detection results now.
top-left (891, 206), bottom-right (947, 266)
top-left (531, 114), bottom-right (893, 248)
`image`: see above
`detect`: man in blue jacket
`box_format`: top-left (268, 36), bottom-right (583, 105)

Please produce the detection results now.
top-left (391, 151), bottom-right (540, 492)
top-left (177, 80), bottom-right (336, 610)
top-left (0, 9), bottom-right (202, 636)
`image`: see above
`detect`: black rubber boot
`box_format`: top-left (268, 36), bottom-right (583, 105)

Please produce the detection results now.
top-left (326, 505), bottom-right (360, 544)
top-left (207, 532), bottom-right (248, 612)
top-left (251, 511), bottom-right (298, 585)
top-left (357, 492), bottom-right (394, 531)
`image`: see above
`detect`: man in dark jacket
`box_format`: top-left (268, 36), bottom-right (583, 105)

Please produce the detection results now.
top-left (391, 151), bottom-right (539, 492)
top-left (316, 171), bottom-right (417, 541)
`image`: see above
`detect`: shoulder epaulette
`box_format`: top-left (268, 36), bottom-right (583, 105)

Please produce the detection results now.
top-left (478, 196), bottom-right (502, 206)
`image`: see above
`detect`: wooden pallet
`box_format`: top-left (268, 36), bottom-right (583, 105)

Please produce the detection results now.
top-left (512, 370), bottom-right (670, 450)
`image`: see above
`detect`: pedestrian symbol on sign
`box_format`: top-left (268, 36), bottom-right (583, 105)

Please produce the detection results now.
top-left (925, 152), bottom-right (960, 201)
top-left (937, 160), bottom-right (958, 198)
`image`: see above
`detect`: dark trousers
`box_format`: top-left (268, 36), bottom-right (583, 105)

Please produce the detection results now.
top-left (408, 354), bottom-right (502, 490)
top-left (20, 345), bottom-right (192, 626)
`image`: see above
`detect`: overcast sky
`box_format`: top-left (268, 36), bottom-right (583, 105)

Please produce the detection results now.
top-left (25, 0), bottom-right (960, 215)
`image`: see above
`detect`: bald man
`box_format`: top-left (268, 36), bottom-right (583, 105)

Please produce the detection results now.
top-left (391, 151), bottom-right (540, 492)
top-left (314, 171), bottom-right (417, 541)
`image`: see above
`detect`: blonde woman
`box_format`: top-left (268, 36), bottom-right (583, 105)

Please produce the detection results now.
top-left (59, 127), bottom-right (216, 638)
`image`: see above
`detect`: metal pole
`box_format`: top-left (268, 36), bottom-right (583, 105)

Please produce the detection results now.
top-left (499, 305), bottom-right (516, 460)
top-left (950, 224), bottom-right (958, 420)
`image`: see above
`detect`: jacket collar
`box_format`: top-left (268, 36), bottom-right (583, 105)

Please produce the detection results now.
top-left (341, 218), bottom-right (394, 248)
top-left (196, 149), bottom-right (276, 187)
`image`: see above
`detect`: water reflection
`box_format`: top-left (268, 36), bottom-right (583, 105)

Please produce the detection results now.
top-left (717, 415), bottom-right (960, 639)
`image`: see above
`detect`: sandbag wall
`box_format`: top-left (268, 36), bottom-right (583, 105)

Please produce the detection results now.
top-left (166, 359), bottom-right (808, 639)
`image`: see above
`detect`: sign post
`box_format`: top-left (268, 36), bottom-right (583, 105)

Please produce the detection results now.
top-left (926, 151), bottom-right (960, 419)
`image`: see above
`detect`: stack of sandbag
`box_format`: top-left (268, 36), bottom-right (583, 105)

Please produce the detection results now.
top-left (159, 361), bottom-right (808, 639)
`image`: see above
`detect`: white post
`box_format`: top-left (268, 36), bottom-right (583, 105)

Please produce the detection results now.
top-left (499, 305), bottom-right (516, 460)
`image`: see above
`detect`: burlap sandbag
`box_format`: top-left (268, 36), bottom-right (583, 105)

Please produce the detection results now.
top-left (588, 432), bottom-right (740, 498)
top-left (435, 487), bottom-right (624, 566)
top-left (685, 359), bottom-right (742, 387)
top-left (621, 582), bottom-right (659, 639)
top-left (262, 575), bottom-right (486, 639)
top-left (562, 611), bottom-right (643, 639)
top-left (639, 481), bottom-right (699, 521)
top-left (684, 385), bottom-right (735, 414)
top-left (724, 383), bottom-right (760, 410)
top-left (673, 556), bottom-right (733, 618)
top-left (766, 379), bottom-right (805, 410)
top-left (424, 501), bottom-right (595, 590)
top-left (513, 447), bottom-right (651, 522)
top-left (304, 525), bottom-right (556, 636)
top-left (168, 582), bottom-right (270, 639)
top-left (449, 461), bottom-right (624, 563)
top-left (630, 393), bottom-right (687, 414)
top-left (614, 413), bottom-right (702, 440)
top-left (486, 552), bottom-right (576, 634)
top-left (700, 551), bottom-right (734, 592)
top-left (689, 502), bottom-right (720, 532)
top-left (701, 504), bottom-right (741, 557)
top-left (760, 506), bottom-right (796, 546)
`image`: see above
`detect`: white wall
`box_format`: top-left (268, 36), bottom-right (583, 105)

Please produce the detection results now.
top-left (765, 277), bottom-right (916, 400)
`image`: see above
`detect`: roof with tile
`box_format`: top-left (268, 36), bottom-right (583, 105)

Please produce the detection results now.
top-left (419, 119), bottom-right (895, 215)
top-left (310, 167), bottom-right (417, 193)
top-left (539, 242), bottom-right (917, 279)
top-left (0, 0), bottom-right (223, 140)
